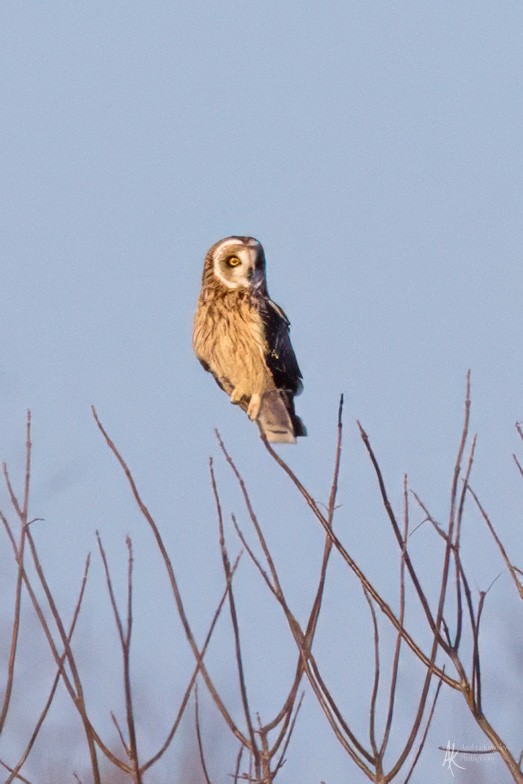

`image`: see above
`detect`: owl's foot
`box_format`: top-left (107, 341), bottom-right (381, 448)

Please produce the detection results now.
top-left (247, 393), bottom-right (262, 421)
top-left (229, 387), bottom-right (262, 420)
top-left (229, 387), bottom-right (245, 405)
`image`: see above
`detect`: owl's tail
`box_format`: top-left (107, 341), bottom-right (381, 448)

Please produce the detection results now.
top-left (257, 390), bottom-right (307, 444)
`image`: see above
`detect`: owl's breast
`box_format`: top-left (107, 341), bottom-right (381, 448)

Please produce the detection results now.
top-left (193, 295), bottom-right (272, 391)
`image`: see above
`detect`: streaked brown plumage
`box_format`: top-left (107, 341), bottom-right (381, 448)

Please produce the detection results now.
top-left (193, 236), bottom-right (306, 443)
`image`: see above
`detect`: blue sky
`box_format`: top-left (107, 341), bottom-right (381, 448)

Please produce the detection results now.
top-left (1, 2), bottom-right (522, 782)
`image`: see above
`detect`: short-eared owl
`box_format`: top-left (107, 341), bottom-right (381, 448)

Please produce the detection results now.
top-left (193, 236), bottom-right (306, 443)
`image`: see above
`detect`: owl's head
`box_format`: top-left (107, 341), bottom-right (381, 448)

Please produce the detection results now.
top-left (204, 236), bottom-right (267, 292)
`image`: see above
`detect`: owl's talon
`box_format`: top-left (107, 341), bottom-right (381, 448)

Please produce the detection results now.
top-left (230, 388), bottom-right (244, 405)
top-left (247, 393), bottom-right (262, 421)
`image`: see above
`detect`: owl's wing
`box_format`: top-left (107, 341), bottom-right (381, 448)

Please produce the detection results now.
top-left (259, 298), bottom-right (303, 395)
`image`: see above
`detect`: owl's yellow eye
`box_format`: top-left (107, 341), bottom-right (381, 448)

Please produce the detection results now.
top-left (226, 255), bottom-right (241, 268)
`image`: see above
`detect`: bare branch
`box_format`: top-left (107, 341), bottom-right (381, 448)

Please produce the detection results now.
top-left (92, 407), bottom-right (246, 750)
top-left (0, 760), bottom-right (33, 784)
top-left (141, 553), bottom-right (243, 773)
top-left (0, 507), bottom-right (26, 733)
top-left (467, 485), bottom-right (523, 600)
top-left (97, 533), bottom-right (141, 781)
top-left (362, 589), bottom-right (380, 762)
top-left (273, 692), bottom-right (305, 776)
top-left (410, 491), bottom-right (477, 649)
top-left (210, 458), bottom-right (258, 762)
top-left (4, 555), bottom-right (91, 784)
top-left (380, 474), bottom-right (408, 757)
top-left (111, 712), bottom-right (130, 757)
top-left (231, 746), bottom-right (244, 784)
top-left (432, 371), bottom-right (471, 653)
top-left (357, 420), bottom-right (454, 658)
top-left (0, 413), bottom-right (31, 732)
top-left (195, 684), bottom-right (213, 784)
top-left (261, 435), bottom-right (456, 688)
top-left (453, 435), bottom-right (477, 652)
top-left (24, 525), bottom-right (105, 781)
top-left (404, 678), bottom-right (443, 783)
top-left (217, 440), bottom-right (373, 771)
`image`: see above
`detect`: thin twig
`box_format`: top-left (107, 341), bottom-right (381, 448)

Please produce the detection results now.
top-left (210, 458), bottom-right (258, 765)
top-left (111, 712), bottom-right (130, 757)
top-left (229, 395), bottom-right (343, 750)
top-left (404, 678), bottom-right (443, 783)
top-left (380, 474), bottom-right (408, 757)
top-left (453, 436), bottom-right (477, 652)
top-left (0, 413), bottom-right (31, 732)
top-left (472, 574), bottom-right (501, 712)
top-left (215, 430), bottom-right (283, 596)
top-left (24, 523), bottom-right (104, 781)
top-left (433, 371), bottom-right (471, 655)
top-left (3, 414), bottom-right (106, 782)
top-left (195, 684), bottom-right (213, 784)
top-left (232, 504), bottom-right (373, 769)
top-left (92, 406), bottom-right (247, 750)
top-left (385, 378), bottom-right (474, 782)
top-left (0, 507), bottom-right (25, 732)
top-left (262, 431), bottom-right (456, 688)
top-left (0, 761), bottom-right (32, 784)
top-left (410, 492), bottom-right (477, 648)
top-left (362, 589), bottom-right (380, 764)
top-left (1, 514), bottom-right (130, 776)
top-left (97, 533), bottom-right (142, 781)
top-left (231, 746), bottom-right (244, 783)
top-left (217, 414), bottom-right (377, 773)
top-left (5, 555), bottom-right (91, 784)
top-left (467, 485), bottom-right (523, 600)
top-left (357, 420), bottom-right (453, 658)
top-left (273, 692), bottom-right (305, 776)
top-left (231, 515), bottom-right (277, 597)
top-left (141, 553), bottom-right (242, 773)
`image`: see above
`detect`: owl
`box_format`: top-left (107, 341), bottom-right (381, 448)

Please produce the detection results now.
top-left (193, 236), bottom-right (306, 443)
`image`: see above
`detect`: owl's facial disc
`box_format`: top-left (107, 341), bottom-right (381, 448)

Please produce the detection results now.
top-left (212, 238), bottom-right (261, 290)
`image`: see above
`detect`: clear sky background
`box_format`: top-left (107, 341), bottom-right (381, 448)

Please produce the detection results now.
top-left (1, 2), bottom-right (522, 782)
